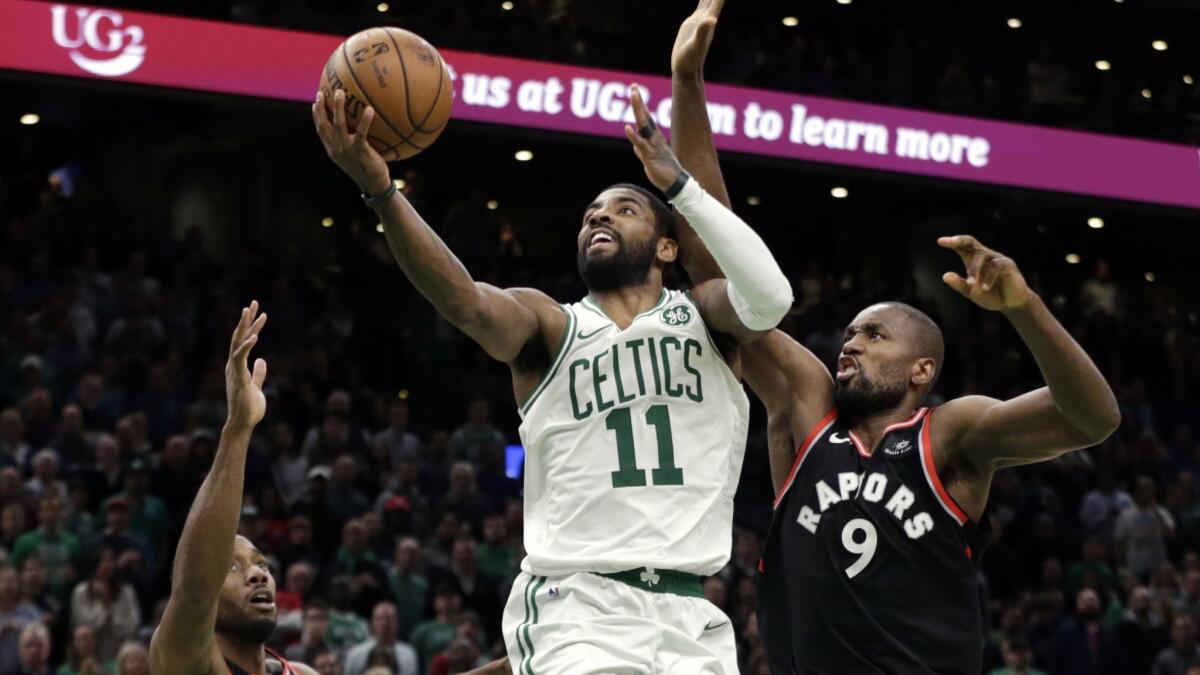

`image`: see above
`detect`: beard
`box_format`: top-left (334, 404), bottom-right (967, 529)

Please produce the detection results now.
top-left (215, 603), bottom-right (277, 644)
top-left (833, 368), bottom-right (908, 422)
top-left (577, 234), bottom-right (658, 292)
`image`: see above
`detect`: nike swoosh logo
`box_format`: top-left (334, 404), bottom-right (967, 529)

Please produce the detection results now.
top-left (703, 621), bottom-right (728, 631)
top-left (830, 433), bottom-right (851, 444)
top-left (576, 326), bottom-right (610, 341)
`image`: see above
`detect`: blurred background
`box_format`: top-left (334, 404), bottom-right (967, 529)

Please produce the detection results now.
top-left (1, 2), bottom-right (1199, 674)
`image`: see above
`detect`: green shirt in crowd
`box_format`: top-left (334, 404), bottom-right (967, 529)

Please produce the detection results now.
top-left (387, 569), bottom-right (428, 641)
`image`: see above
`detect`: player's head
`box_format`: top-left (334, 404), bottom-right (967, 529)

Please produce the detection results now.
top-left (835, 302), bottom-right (944, 421)
top-left (215, 534), bottom-right (277, 645)
top-left (577, 184), bottom-right (677, 292)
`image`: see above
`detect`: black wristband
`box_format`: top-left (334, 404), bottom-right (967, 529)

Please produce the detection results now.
top-left (663, 170), bottom-right (691, 201)
top-left (361, 180), bottom-right (397, 208)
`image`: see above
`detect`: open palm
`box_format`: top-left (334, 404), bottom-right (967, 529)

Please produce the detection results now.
top-left (672, 0), bottom-right (725, 76)
top-left (225, 301), bottom-right (268, 429)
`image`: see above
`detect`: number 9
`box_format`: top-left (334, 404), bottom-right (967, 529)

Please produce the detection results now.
top-left (841, 518), bottom-right (878, 579)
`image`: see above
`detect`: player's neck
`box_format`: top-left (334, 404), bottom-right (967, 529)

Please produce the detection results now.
top-left (587, 282), bottom-right (665, 329)
top-left (217, 632), bottom-right (267, 675)
top-left (847, 406), bottom-right (921, 451)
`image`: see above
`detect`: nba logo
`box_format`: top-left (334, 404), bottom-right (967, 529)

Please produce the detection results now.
top-left (548, 587), bottom-right (560, 599)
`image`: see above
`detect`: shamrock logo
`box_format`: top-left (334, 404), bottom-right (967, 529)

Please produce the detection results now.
top-left (640, 567), bottom-right (661, 587)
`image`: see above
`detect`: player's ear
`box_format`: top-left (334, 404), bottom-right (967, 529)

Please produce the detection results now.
top-left (911, 357), bottom-right (936, 387)
top-left (656, 236), bottom-right (678, 264)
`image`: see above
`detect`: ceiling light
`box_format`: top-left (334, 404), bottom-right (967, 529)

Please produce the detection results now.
top-left (1087, 217), bottom-right (1104, 229)
top-left (1152, 40), bottom-right (1168, 51)
top-left (398, 389), bottom-right (410, 399)
top-left (1065, 253), bottom-right (1081, 265)
top-left (830, 187), bottom-right (849, 199)
top-left (782, 16), bottom-right (799, 27)
top-left (19, 113), bottom-right (39, 126)
top-left (1141, 88), bottom-right (1152, 99)
top-left (1007, 18), bottom-right (1022, 29)
top-left (376, 223), bottom-right (384, 233)
top-left (1184, 75), bottom-right (1195, 86)
top-left (1094, 60), bottom-right (1111, 71)
top-left (321, 217), bottom-right (334, 227)
top-left (836, 0), bottom-right (852, 5)
top-left (501, 1), bottom-right (514, 9)
top-left (1144, 272), bottom-right (1156, 282)
top-left (376, 3), bottom-right (389, 12)
top-left (514, 150), bottom-right (533, 162)
top-left (746, 196), bottom-right (762, 206)
top-left (393, 178), bottom-right (406, 190)
top-left (486, 200), bottom-right (499, 210)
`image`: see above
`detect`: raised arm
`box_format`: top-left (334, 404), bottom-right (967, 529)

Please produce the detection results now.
top-left (150, 303), bottom-right (268, 675)
top-left (625, 86), bottom-right (791, 343)
top-left (312, 91), bottom-right (561, 365)
top-left (666, 2), bottom-right (834, 481)
top-left (932, 236), bottom-right (1120, 490)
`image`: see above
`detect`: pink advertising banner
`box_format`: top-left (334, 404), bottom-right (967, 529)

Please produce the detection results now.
top-left (2, 0), bottom-right (1198, 209)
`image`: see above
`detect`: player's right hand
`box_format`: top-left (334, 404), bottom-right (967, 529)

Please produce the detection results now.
top-left (671, 0), bottom-right (725, 78)
top-left (313, 89), bottom-right (393, 196)
top-left (225, 301), bottom-right (268, 431)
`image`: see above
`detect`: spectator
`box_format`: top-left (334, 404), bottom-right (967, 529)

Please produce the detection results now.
top-left (374, 401), bottom-right (422, 470)
top-left (1080, 471), bottom-right (1134, 543)
top-left (24, 449), bottom-right (69, 508)
top-left (438, 464), bottom-right (490, 532)
top-left (12, 494), bottom-right (81, 598)
top-left (1117, 477), bottom-right (1177, 580)
top-left (150, 434), bottom-right (199, 528)
top-left (48, 405), bottom-right (89, 469)
top-left (69, 548), bottom-right (141, 661)
top-left (331, 518), bottom-right (378, 578)
top-left (56, 625), bottom-right (112, 675)
top-left (1052, 588), bottom-right (1116, 675)
top-left (988, 634), bottom-right (1046, 675)
top-left (0, 567), bottom-right (41, 674)
top-left (1115, 586), bottom-right (1170, 675)
top-left (86, 436), bottom-right (123, 503)
top-left (1153, 614), bottom-right (1200, 675)
top-left (475, 444), bottom-right (519, 511)
top-left (270, 422), bottom-right (308, 507)
top-left (0, 409), bottom-right (31, 468)
top-left (428, 613), bottom-right (489, 675)
top-left (278, 514), bottom-right (322, 573)
top-left (275, 561), bottom-right (316, 643)
top-left (284, 600), bottom-right (332, 663)
top-left (447, 400), bottom-right (504, 465)
top-left (326, 577), bottom-right (371, 653)
top-left (409, 585), bottom-right (463, 675)
top-left (19, 557), bottom-right (64, 642)
top-left (102, 459), bottom-right (169, 569)
top-left (430, 538), bottom-right (500, 638)
top-left (89, 498), bottom-right (149, 588)
top-left (342, 601), bottom-right (418, 675)
top-left (16, 623), bottom-right (52, 675)
top-left (0, 503), bottom-right (28, 554)
top-left (476, 515), bottom-right (518, 583)
top-left (1066, 539), bottom-right (1120, 597)
top-left (311, 648), bottom-right (340, 675)
top-left (387, 537), bottom-right (427, 642)
top-left (374, 456), bottom-right (431, 541)
top-left (113, 641), bottom-right (148, 675)
top-left (326, 454), bottom-right (370, 531)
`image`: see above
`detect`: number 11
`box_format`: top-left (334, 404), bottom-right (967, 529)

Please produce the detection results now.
top-left (607, 405), bottom-right (684, 488)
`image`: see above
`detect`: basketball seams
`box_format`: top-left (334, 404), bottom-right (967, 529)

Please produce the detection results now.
top-left (381, 28), bottom-right (450, 135)
top-left (339, 32), bottom-right (411, 158)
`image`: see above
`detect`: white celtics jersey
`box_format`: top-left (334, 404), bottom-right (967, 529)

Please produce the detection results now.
top-left (517, 289), bottom-right (750, 577)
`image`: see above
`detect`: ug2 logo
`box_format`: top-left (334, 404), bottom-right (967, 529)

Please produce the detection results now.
top-left (51, 5), bottom-right (146, 78)
top-left (660, 304), bottom-right (692, 327)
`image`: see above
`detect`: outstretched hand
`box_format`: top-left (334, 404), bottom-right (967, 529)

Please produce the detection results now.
top-left (672, 0), bottom-right (725, 77)
top-left (624, 85), bottom-right (685, 193)
top-left (226, 301), bottom-right (268, 430)
top-left (938, 235), bottom-right (1033, 312)
top-left (312, 89), bottom-right (393, 196)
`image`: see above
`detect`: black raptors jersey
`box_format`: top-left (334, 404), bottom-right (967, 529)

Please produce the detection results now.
top-left (758, 407), bottom-right (991, 675)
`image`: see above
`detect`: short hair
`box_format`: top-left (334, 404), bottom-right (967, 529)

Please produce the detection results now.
top-left (115, 641), bottom-right (147, 665)
top-left (604, 183), bottom-right (677, 240)
top-left (879, 302), bottom-right (944, 388)
top-left (20, 622), bottom-right (49, 645)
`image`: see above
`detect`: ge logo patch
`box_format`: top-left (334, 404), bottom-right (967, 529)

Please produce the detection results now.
top-left (660, 304), bottom-right (692, 327)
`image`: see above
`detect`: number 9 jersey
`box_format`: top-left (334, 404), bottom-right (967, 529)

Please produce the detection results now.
top-left (517, 289), bottom-right (750, 577)
top-left (758, 407), bottom-right (991, 675)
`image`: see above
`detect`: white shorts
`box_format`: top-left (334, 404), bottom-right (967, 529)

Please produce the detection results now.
top-left (502, 570), bottom-right (738, 675)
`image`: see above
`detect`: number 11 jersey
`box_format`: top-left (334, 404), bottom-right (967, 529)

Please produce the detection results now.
top-left (758, 407), bottom-right (991, 674)
top-left (517, 289), bottom-right (749, 578)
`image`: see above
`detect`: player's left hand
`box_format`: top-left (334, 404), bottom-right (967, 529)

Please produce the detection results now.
top-left (226, 300), bottom-right (268, 431)
top-left (939, 235), bottom-right (1033, 312)
top-left (624, 84), bottom-right (686, 193)
top-left (671, 0), bottom-right (725, 78)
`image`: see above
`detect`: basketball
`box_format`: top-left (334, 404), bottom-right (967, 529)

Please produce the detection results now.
top-left (319, 27), bottom-right (453, 161)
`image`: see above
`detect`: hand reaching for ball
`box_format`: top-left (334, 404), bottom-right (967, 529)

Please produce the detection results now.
top-left (313, 90), bottom-right (393, 196)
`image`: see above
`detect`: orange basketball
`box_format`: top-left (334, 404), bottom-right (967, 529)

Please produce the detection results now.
top-left (319, 27), bottom-right (453, 161)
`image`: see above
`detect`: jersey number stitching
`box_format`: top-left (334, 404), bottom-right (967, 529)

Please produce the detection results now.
top-left (606, 405), bottom-right (685, 487)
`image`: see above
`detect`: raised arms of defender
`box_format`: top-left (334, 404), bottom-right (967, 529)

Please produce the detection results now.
top-left (668, 4), bottom-right (1119, 515)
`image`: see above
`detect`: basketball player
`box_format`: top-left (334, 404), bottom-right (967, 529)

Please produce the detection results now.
top-left (150, 302), bottom-right (317, 675)
top-left (669, 4), bottom-right (1121, 673)
top-left (313, 67), bottom-right (791, 672)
